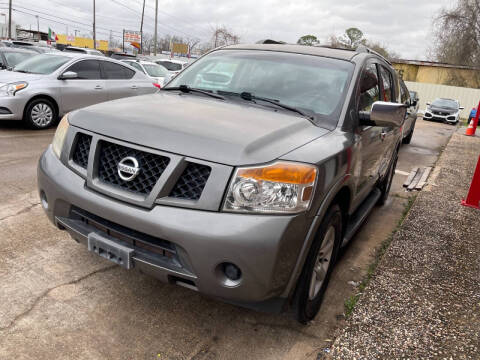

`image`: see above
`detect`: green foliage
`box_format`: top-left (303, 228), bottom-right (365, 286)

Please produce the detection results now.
top-left (297, 35), bottom-right (320, 46)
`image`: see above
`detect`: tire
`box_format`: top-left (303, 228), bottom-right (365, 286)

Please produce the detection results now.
top-left (294, 204), bottom-right (342, 324)
top-left (23, 98), bottom-right (57, 129)
top-left (377, 148), bottom-right (398, 206)
top-left (402, 120), bottom-right (416, 144)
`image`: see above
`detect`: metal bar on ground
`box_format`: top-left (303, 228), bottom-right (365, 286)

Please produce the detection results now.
top-left (403, 167), bottom-right (419, 188)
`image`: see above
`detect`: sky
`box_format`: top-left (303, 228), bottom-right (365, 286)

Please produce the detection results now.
top-left (0, 0), bottom-right (454, 60)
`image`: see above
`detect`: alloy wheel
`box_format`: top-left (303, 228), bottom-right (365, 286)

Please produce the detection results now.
top-left (308, 225), bottom-right (335, 300)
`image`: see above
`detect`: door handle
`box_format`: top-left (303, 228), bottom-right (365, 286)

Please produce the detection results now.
top-left (94, 85), bottom-right (103, 90)
top-left (131, 85), bottom-right (138, 90)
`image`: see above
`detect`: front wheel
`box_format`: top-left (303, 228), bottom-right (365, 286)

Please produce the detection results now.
top-left (24, 98), bottom-right (57, 129)
top-left (294, 205), bottom-right (342, 324)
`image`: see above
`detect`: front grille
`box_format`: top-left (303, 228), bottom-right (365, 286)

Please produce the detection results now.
top-left (169, 163), bottom-right (211, 200)
top-left (72, 133), bottom-right (92, 169)
top-left (98, 141), bottom-right (170, 195)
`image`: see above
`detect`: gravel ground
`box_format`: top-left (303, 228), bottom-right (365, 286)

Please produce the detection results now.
top-left (329, 130), bottom-right (480, 359)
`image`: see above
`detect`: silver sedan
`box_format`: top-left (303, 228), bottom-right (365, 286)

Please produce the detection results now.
top-left (0, 52), bottom-right (158, 129)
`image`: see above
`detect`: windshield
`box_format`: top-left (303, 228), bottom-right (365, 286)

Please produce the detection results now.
top-left (4, 52), bottom-right (33, 67)
top-left (165, 50), bottom-right (354, 126)
top-left (432, 98), bottom-right (458, 109)
top-left (158, 61), bottom-right (182, 71)
top-left (409, 91), bottom-right (416, 99)
top-left (144, 63), bottom-right (168, 77)
top-left (13, 54), bottom-right (70, 74)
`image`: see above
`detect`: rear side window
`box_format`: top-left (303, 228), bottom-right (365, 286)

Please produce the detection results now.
top-left (66, 60), bottom-right (101, 79)
top-left (127, 62), bottom-right (145, 73)
top-left (358, 63), bottom-right (380, 112)
top-left (101, 61), bottom-right (135, 79)
top-left (400, 81), bottom-right (410, 105)
top-left (379, 66), bottom-right (394, 102)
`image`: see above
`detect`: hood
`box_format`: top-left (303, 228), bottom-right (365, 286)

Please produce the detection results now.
top-left (70, 92), bottom-right (329, 166)
top-left (0, 71), bottom-right (45, 85)
top-left (429, 105), bottom-right (458, 114)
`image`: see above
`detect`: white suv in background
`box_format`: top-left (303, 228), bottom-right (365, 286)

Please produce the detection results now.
top-left (122, 60), bottom-right (169, 88)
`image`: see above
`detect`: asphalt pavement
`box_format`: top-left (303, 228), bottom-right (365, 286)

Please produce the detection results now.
top-left (0, 118), bottom-right (455, 360)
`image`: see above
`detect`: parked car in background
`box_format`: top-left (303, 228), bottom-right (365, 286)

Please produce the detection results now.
top-left (154, 58), bottom-right (188, 76)
top-left (423, 98), bottom-right (464, 124)
top-left (0, 52), bottom-right (157, 129)
top-left (121, 59), bottom-right (169, 88)
top-left (2, 40), bottom-right (57, 53)
top-left (38, 44), bottom-right (405, 323)
top-left (399, 80), bottom-right (416, 144)
top-left (63, 46), bottom-right (105, 56)
top-left (0, 47), bottom-right (36, 70)
top-left (110, 52), bottom-right (137, 60)
top-left (409, 91), bottom-right (419, 113)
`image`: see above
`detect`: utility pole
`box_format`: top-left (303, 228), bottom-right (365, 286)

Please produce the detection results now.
top-left (36, 15), bottom-right (39, 41)
top-left (93, 0), bottom-right (96, 49)
top-left (8, 0), bottom-right (12, 39)
top-left (154, 0), bottom-right (158, 56)
top-left (74, 30), bottom-right (78, 37)
top-left (140, 0), bottom-right (145, 54)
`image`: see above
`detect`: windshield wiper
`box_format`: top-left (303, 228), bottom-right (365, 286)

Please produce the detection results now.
top-left (13, 69), bottom-right (31, 73)
top-left (162, 85), bottom-right (225, 100)
top-left (218, 91), bottom-right (315, 122)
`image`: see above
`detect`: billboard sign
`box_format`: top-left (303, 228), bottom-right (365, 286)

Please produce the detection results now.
top-left (124, 30), bottom-right (141, 44)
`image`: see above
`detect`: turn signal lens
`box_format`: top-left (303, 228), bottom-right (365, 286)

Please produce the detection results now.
top-left (223, 161), bottom-right (317, 214)
top-left (52, 115), bottom-right (70, 159)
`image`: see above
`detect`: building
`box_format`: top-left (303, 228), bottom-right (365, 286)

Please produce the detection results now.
top-left (392, 59), bottom-right (480, 88)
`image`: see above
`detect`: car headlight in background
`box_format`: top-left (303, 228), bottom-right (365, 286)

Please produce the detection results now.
top-left (0, 82), bottom-right (28, 96)
top-left (52, 115), bottom-right (70, 158)
top-left (223, 161), bottom-right (317, 214)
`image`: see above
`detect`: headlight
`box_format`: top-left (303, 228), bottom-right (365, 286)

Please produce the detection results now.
top-left (52, 115), bottom-right (70, 158)
top-left (223, 161), bottom-right (317, 214)
top-left (0, 82), bottom-right (28, 96)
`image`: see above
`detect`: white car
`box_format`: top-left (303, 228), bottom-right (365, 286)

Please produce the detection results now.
top-left (423, 98), bottom-right (464, 124)
top-left (122, 60), bottom-right (169, 88)
top-left (154, 59), bottom-right (189, 76)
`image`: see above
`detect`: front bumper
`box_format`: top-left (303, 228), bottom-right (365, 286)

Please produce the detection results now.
top-left (37, 147), bottom-right (312, 311)
top-left (0, 95), bottom-right (26, 120)
top-left (423, 111), bottom-right (458, 123)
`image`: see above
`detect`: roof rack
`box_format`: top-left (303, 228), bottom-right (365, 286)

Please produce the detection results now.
top-left (356, 45), bottom-right (392, 65)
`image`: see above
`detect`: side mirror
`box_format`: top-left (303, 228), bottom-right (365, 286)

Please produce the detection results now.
top-left (359, 101), bottom-right (407, 127)
top-left (0, 64), bottom-right (6, 70)
top-left (410, 99), bottom-right (417, 107)
top-left (58, 71), bottom-right (78, 80)
top-left (426, 102), bottom-right (430, 106)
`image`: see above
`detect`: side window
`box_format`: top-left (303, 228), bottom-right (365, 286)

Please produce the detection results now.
top-left (379, 66), bottom-right (394, 102)
top-left (129, 62), bottom-right (145, 73)
top-left (400, 81), bottom-right (409, 105)
top-left (358, 63), bottom-right (380, 112)
top-left (102, 61), bottom-right (135, 79)
top-left (66, 60), bottom-right (101, 80)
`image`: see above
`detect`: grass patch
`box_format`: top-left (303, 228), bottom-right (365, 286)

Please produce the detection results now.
top-left (344, 195), bottom-right (417, 318)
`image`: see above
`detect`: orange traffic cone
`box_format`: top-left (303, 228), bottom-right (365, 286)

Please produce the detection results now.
top-left (465, 120), bottom-right (475, 136)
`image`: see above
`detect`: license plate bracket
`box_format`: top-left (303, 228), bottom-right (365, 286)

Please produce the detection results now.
top-left (87, 233), bottom-right (134, 269)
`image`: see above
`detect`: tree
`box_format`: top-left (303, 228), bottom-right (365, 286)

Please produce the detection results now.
top-left (210, 26), bottom-right (240, 48)
top-left (431, 0), bottom-right (480, 86)
top-left (297, 35), bottom-right (319, 46)
top-left (339, 27), bottom-right (365, 49)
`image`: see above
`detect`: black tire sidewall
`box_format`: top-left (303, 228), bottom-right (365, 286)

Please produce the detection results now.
top-left (378, 149), bottom-right (398, 205)
top-left (294, 205), bottom-right (342, 324)
top-left (24, 99), bottom-right (57, 129)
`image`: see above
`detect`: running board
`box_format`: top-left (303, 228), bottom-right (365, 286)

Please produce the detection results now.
top-left (341, 188), bottom-right (381, 247)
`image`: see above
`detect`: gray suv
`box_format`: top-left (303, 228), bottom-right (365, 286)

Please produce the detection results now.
top-left (38, 44), bottom-right (406, 323)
